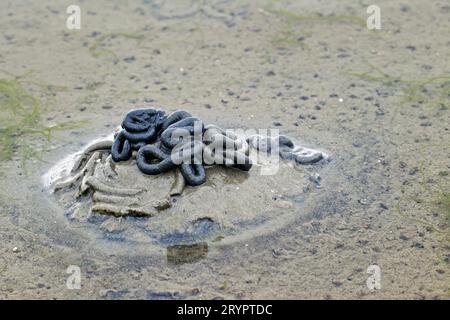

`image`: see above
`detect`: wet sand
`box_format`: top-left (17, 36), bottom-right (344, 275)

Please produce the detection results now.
top-left (0, 0), bottom-right (449, 299)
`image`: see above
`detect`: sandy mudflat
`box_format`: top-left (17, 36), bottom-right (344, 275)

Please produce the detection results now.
top-left (0, 0), bottom-right (449, 299)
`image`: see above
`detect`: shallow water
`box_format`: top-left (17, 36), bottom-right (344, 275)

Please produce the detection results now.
top-left (0, 0), bottom-right (449, 299)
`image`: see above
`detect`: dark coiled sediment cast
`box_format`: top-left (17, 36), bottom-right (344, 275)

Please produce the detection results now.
top-left (111, 130), bottom-right (132, 162)
top-left (112, 108), bottom-right (168, 163)
top-left (160, 117), bottom-right (204, 149)
top-left (136, 145), bottom-right (175, 175)
top-left (160, 110), bottom-right (192, 132)
top-left (112, 108), bottom-right (255, 188)
top-left (203, 127), bottom-right (252, 171)
top-left (122, 109), bottom-right (166, 143)
top-left (180, 163), bottom-right (206, 186)
top-left (160, 116), bottom-right (206, 184)
top-left (248, 134), bottom-right (323, 165)
top-left (122, 109), bottom-right (166, 133)
top-left (130, 141), bottom-right (146, 151)
top-left (122, 126), bottom-right (158, 143)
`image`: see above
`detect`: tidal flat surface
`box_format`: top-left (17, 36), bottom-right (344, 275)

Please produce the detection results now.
top-left (0, 0), bottom-right (449, 299)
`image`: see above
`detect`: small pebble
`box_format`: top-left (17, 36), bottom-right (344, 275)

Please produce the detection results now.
top-left (379, 203), bottom-right (389, 210)
top-left (309, 173), bottom-right (321, 186)
top-left (123, 56), bottom-right (135, 63)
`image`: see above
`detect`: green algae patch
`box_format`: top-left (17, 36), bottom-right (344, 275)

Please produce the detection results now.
top-left (396, 158), bottom-right (450, 242)
top-left (0, 78), bottom-right (88, 171)
top-left (271, 24), bottom-right (311, 49)
top-left (345, 64), bottom-right (450, 109)
top-left (0, 79), bottom-right (41, 162)
top-left (88, 32), bottom-right (144, 61)
top-left (437, 191), bottom-right (450, 222)
top-left (265, 8), bottom-right (365, 26)
top-left (265, 7), bottom-right (364, 49)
